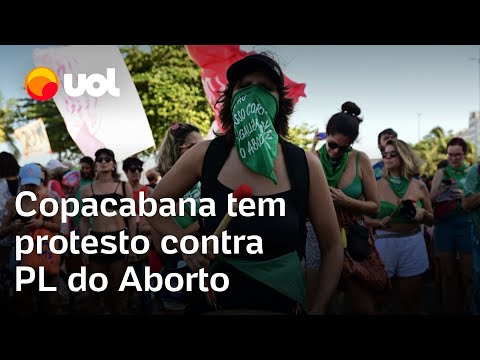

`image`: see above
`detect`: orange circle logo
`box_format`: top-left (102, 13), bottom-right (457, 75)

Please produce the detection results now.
top-left (25, 67), bottom-right (59, 101)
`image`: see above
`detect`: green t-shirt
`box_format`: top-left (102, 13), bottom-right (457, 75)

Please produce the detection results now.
top-left (463, 164), bottom-right (480, 232)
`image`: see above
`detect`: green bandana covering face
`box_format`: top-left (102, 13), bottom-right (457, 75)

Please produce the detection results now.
top-left (231, 84), bottom-right (279, 184)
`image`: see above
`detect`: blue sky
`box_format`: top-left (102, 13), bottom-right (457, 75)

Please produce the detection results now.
top-left (1, 45), bottom-right (479, 161)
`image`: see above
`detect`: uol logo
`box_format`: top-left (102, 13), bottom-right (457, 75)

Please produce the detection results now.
top-left (25, 67), bottom-right (120, 102)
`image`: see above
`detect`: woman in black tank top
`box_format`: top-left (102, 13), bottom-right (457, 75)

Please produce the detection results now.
top-left (146, 53), bottom-right (344, 315)
top-left (79, 148), bottom-right (136, 315)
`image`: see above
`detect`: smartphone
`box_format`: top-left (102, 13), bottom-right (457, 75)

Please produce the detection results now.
top-left (442, 179), bottom-right (452, 186)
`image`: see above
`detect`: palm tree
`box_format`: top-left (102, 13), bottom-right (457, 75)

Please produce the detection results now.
top-left (0, 93), bottom-right (20, 157)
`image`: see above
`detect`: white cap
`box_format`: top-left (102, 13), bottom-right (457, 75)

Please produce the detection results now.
top-left (45, 159), bottom-right (69, 171)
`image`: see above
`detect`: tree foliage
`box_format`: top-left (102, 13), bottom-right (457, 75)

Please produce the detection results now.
top-left (287, 122), bottom-right (316, 150)
top-left (8, 45), bottom-right (313, 160)
top-left (120, 45), bottom-right (214, 148)
top-left (0, 93), bottom-right (21, 157)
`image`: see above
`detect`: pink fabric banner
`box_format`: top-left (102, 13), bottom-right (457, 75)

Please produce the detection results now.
top-left (185, 45), bottom-right (306, 138)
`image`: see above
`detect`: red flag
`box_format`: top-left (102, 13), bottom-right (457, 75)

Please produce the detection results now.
top-left (185, 45), bottom-right (306, 136)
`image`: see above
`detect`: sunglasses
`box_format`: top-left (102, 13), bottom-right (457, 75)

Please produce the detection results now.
top-left (327, 140), bottom-right (352, 153)
top-left (381, 151), bottom-right (398, 159)
top-left (96, 157), bottom-right (112, 163)
top-left (179, 142), bottom-right (197, 151)
top-left (447, 153), bottom-right (463, 158)
top-left (128, 166), bottom-right (143, 173)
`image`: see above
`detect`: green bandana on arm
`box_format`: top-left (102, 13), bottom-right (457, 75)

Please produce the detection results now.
top-left (231, 84), bottom-right (279, 184)
top-left (319, 144), bottom-right (349, 188)
top-left (175, 181), bottom-right (202, 229)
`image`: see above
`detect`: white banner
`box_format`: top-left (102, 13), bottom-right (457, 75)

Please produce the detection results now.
top-left (14, 118), bottom-right (52, 157)
top-left (33, 45), bottom-right (155, 161)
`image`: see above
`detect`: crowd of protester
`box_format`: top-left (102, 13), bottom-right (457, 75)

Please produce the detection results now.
top-left (1, 52), bottom-right (479, 315)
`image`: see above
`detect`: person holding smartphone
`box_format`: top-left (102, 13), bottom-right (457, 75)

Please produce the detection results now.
top-left (1, 163), bottom-right (62, 314)
top-left (310, 129), bottom-right (327, 153)
top-left (430, 137), bottom-right (474, 314)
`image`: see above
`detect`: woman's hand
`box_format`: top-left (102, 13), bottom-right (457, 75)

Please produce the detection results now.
top-left (378, 216), bottom-right (392, 228)
top-left (414, 207), bottom-right (426, 222)
top-left (311, 129), bottom-right (321, 152)
top-left (329, 187), bottom-right (350, 207)
top-left (25, 218), bottom-right (43, 230)
top-left (450, 188), bottom-right (463, 200)
top-left (182, 251), bottom-right (215, 272)
top-left (438, 182), bottom-right (450, 194)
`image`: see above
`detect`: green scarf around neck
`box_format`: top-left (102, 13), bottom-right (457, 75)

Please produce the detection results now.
top-left (387, 176), bottom-right (410, 198)
top-left (319, 144), bottom-right (349, 188)
top-left (444, 164), bottom-right (468, 190)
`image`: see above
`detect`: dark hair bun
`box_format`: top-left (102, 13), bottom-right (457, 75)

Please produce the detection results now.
top-left (341, 101), bottom-right (361, 116)
top-left (341, 101), bottom-right (362, 123)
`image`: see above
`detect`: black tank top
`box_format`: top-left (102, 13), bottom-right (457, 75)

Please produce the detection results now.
top-left (188, 136), bottom-right (309, 314)
top-left (90, 182), bottom-right (124, 210)
top-left (203, 182), bottom-right (298, 260)
top-left (200, 136), bottom-right (306, 261)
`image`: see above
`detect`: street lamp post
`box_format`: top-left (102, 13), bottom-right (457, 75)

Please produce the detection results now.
top-left (469, 49), bottom-right (480, 151)
top-left (417, 113), bottom-right (422, 142)
top-left (470, 48), bottom-right (480, 117)
top-left (478, 48), bottom-right (480, 117)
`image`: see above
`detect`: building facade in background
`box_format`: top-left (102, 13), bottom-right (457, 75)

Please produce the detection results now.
top-left (464, 112), bottom-right (480, 156)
